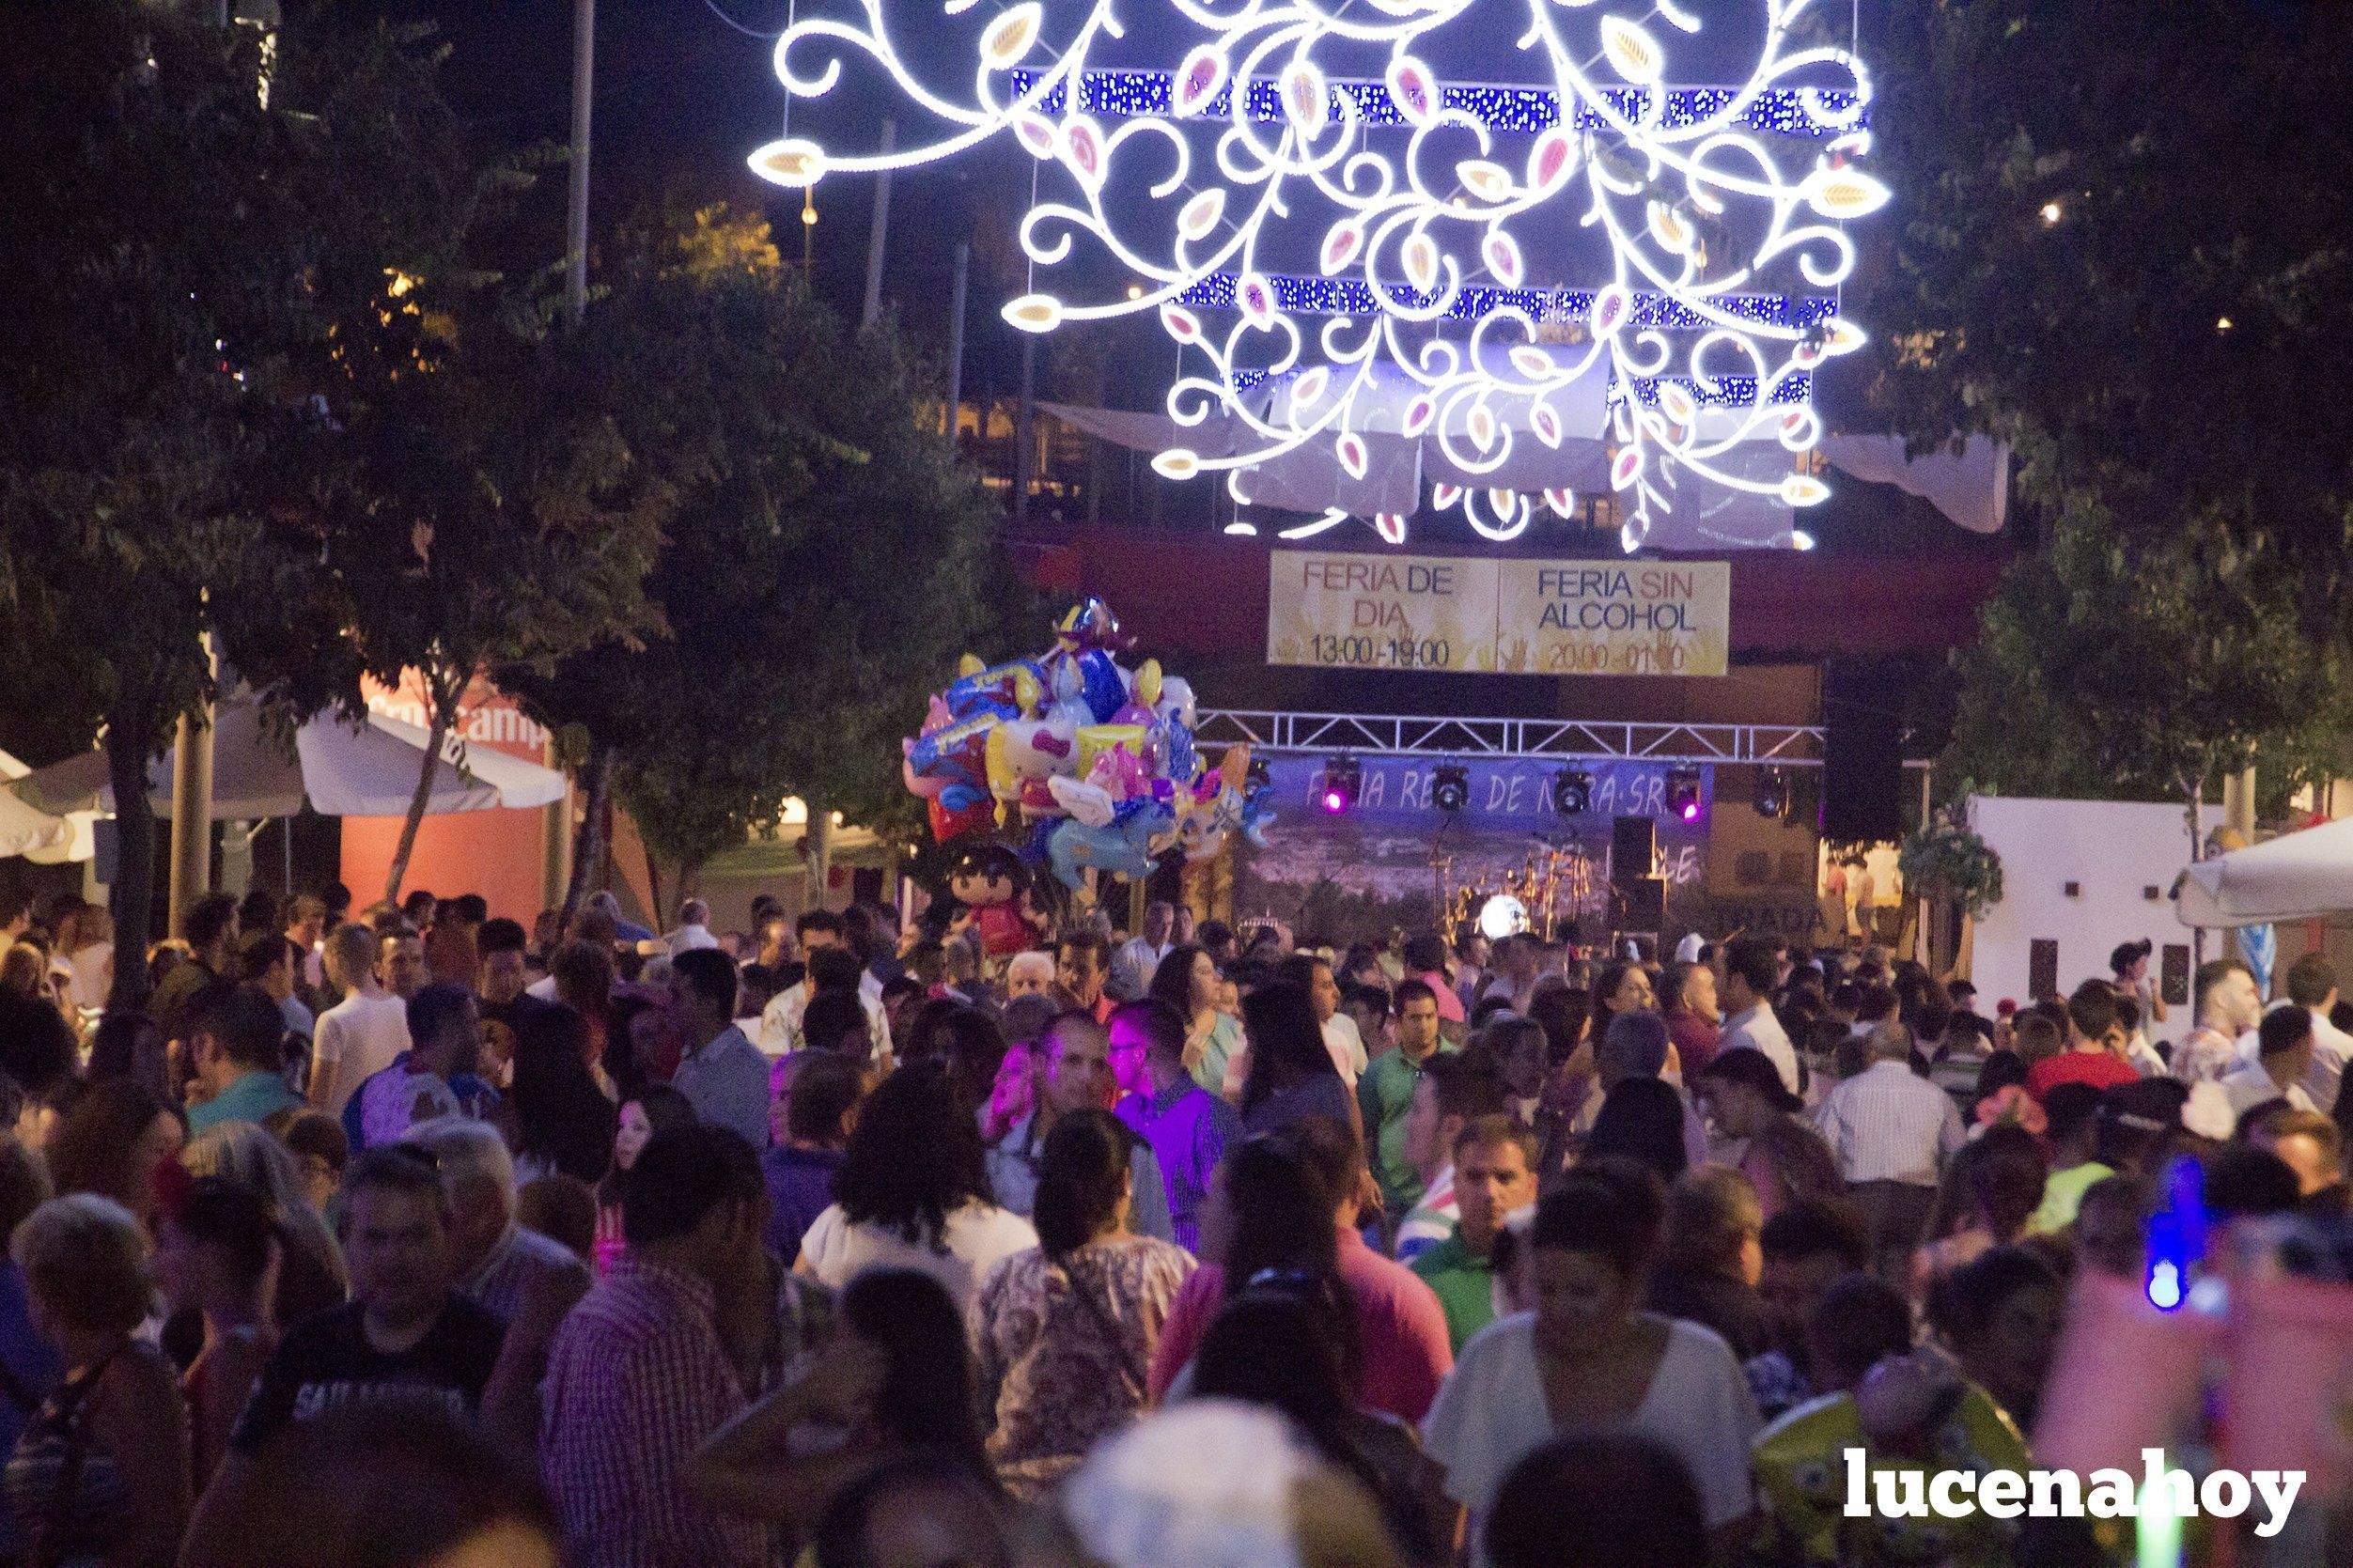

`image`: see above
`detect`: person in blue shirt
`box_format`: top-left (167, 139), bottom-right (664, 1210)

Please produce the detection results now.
top-left (0, 1134), bottom-right (61, 1560)
top-left (186, 986), bottom-right (303, 1136)
top-left (988, 1012), bottom-right (1174, 1243)
top-left (668, 948), bottom-right (772, 1151)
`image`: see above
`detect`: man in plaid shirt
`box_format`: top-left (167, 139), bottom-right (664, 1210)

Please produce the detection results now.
top-left (542, 1126), bottom-right (771, 1568)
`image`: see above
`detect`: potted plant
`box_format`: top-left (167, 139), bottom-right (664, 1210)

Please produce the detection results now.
top-left (1900, 809), bottom-right (2003, 976)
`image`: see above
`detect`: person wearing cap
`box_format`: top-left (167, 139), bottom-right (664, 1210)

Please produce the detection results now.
top-left (2111, 939), bottom-right (2167, 1029)
top-left (1693, 1048), bottom-right (1802, 1167)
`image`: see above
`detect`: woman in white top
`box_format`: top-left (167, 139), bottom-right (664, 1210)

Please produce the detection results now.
top-left (1421, 1157), bottom-right (1758, 1563)
top-left (795, 1062), bottom-right (1036, 1315)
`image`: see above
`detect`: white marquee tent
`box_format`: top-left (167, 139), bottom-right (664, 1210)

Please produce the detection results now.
top-left (10, 697), bottom-right (564, 824)
top-left (2177, 816), bottom-right (2353, 928)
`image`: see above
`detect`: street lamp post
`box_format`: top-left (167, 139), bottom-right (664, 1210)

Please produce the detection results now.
top-left (544, 0), bottom-right (595, 912)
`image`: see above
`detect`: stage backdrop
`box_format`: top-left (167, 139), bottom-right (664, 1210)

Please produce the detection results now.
top-left (1233, 755), bottom-right (1716, 944)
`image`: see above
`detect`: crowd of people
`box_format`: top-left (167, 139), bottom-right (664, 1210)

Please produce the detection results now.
top-left (0, 880), bottom-right (2344, 1567)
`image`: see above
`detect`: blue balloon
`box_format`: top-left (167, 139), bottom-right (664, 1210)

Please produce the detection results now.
top-left (1077, 650), bottom-right (1127, 724)
top-left (1046, 800), bottom-right (1174, 890)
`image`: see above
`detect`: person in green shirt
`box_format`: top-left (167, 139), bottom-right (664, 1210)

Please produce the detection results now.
top-left (1358, 979), bottom-right (1452, 1216)
top-left (1410, 1114), bottom-right (1539, 1351)
top-left (2026, 1082), bottom-right (2111, 1234)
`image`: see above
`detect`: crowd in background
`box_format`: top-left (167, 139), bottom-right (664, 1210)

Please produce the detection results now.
top-left (0, 878), bottom-right (2344, 1567)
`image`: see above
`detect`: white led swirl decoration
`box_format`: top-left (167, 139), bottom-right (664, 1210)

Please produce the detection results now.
top-left (748, 0), bottom-right (1882, 551)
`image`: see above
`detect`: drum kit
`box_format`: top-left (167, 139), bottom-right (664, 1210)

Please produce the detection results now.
top-left (1436, 838), bottom-right (1597, 944)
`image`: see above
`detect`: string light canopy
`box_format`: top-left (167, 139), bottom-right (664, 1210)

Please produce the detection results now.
top-left (748, 0), bottom-right (1881, 552)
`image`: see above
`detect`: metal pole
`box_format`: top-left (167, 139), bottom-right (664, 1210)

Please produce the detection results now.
top-left (540, 732), bottom-right (572, 917)
top-left (166, 636), bottom-right (218, 936)
top-left (860, 119), bottom-right (896, 332)
top-left (544, 0), bottom-right (591, 912)
top-left (565, 0), bottom-right (593, 331)
top-left (806, 808), bottom-right (834, 912)
top-left (1011, 162), bottom-right (1039, 527)
top-left (1013, 334), bottom-right (1036, 526)
top-left (943, 242), bottom-right (970, 441)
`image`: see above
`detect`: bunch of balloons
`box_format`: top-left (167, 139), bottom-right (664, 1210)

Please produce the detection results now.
top-left (901, 599), bottom-right (1270, 938)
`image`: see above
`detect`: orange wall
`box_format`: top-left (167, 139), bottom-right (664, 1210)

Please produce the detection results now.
top-left (339, 675), bottom-right (554, 924)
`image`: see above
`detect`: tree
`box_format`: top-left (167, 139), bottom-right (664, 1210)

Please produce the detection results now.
top-left (0, 5), bottom-right (489, 1006)
top-left (502, 204), bottom-right (1019, 912)
top-left (1942, 494), bottom-right (2353, 863)
top-left (1852, 0), bottom-right (2353, 618)
top-left (297, 311), bottom-right (668, 906)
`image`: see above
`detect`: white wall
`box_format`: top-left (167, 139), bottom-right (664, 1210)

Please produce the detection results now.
top-left (1967, 796), bottom-right (2218, 1009)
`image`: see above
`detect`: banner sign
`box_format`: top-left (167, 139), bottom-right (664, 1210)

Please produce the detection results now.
top-left (1267, 551), bottom-right (1729, 677)
top-left (1262, 755), bottom-right (1706, 829)
top-left (1264, 551), bottom-right (1499, 673)
top-left (1494, 560), bottom-right (1729, 676)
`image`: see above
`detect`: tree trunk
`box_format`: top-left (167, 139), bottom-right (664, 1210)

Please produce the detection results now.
top-left (385, 675), bottom-right (455, 907)
top-left (103, 706), bottom-right (159, 1016)
top-left (641, 832), bottom-right (667, 935)
top-left (2186, 773), bottom-right (2205, 973)
top-left (559, 742), bottom-right (616, 929)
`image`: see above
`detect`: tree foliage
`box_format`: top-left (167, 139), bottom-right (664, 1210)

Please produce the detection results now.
top-left (501, 205), bottom-right (1021, 898)
top-left (1943, 497), bottom-right (2353, 808)
top-left (0, 4), bottom-right (506, 1001)
top-left (1855, 0), bottom-right (2353, 618)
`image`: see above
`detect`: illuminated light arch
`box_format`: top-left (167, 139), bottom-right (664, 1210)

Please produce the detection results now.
top-left (749, 0), bottom-right (1880, 552)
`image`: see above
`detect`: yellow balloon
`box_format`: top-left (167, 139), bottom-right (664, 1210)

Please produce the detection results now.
top-left (1077, 724), bottom-right (1148, 777)
top-left (957, 652), bottom-right (986, 679)
top-left (1134, 659), bottom-right (1162, 708)
top-left (985, 724), bottom-right (1021, 812)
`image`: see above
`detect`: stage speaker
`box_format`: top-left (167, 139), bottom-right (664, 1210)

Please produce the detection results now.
top-left (1821, 660), bottom-right (1905, 844)
top-left (1610, 815), bottom-right (1655, 887)
top-left (1616, 876), bottom-right (1665, 930)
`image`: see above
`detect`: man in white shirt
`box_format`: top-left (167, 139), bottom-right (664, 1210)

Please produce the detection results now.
top-left (1815, 1020), bottom-right (1962, 1273)
top-left (1719, 937), bottom-right (1800, 1096)
top-left (1108, 901), bottom-right (1176, 1002)
top-left (663, 899), bottom-right (720, 957)
top-left (1816, 1022), bottom-right (1965, 1185)
top-left (758, 946), bottom-right (888, 1061)
top-left (1476, 934), bottom-right (1544, 1015)
top-left (2221, 1006), bottom-right (2320, 1123)
top-left (308, 922), bottom-right (413, 1115)
top-left (2243, 954), bottom-right (2352, 1112)
top-left (1280, 953), bottom-right (1365, 1088)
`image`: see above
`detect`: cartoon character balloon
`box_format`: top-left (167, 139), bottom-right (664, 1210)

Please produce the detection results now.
top-left (899, 599), bottom-right (1261, 909)
top-left (944, 838), bottom-right (1047, 956)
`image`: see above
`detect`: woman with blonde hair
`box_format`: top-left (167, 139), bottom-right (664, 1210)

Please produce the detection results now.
top-left (180, 1123), bottom-right (347, 1325)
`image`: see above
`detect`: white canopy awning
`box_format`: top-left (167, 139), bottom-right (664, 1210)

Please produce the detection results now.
top-left (11, 697), bottom-right (566, 822)
top-left (2176, 816), bottom-right (2353, 928)
top-left (0, 750), bottom-right (86, 862)
top-left (1041, 390), bottom-right (2009, 548)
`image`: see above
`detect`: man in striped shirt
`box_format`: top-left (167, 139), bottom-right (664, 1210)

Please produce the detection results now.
top-left (542, 1126), bottom-right (771, 1568)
